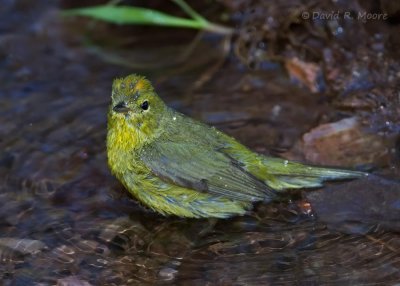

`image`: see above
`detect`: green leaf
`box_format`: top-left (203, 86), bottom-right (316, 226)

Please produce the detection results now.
top-left (63, 5), bottom-right (209, 30)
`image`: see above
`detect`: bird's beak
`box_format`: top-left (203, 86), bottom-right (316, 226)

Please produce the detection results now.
top-left (113, 101), bottom-right (130, 113)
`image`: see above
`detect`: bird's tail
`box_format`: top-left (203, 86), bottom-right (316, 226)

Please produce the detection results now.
top-left (261, 157), bottom-right (367, 191)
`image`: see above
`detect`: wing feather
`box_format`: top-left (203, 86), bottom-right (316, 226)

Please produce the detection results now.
top-left (140, 141), bottom-right (275, 202)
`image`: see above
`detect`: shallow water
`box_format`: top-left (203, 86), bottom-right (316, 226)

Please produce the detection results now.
top-left (0, 1), bottom-right (399, 285)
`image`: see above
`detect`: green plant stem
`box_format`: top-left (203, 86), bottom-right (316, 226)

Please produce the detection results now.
top-left (171, 0), bottom-right (207, 23)
top-left (205, 22), bottom-right (233, 35)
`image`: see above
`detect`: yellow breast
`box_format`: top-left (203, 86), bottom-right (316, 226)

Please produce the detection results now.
top-left (107, 115), bottom-right (142, 175)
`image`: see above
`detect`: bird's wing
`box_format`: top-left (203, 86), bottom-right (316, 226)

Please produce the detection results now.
top-left (139, 140), bottom-right (276, 202)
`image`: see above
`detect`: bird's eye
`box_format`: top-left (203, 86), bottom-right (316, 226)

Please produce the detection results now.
top-left (140, 100), bottom-right (149, 110)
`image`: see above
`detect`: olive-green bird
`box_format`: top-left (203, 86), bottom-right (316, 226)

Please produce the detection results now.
top-left (107, 74), bottom-right (365, 218)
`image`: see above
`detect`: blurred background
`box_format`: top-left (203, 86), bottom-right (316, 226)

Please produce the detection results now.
top-left (0, 0), bottom-right (399, 285)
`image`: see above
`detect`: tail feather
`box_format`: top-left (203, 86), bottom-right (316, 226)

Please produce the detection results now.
top-left (270, 176), bottom-right (324, 190)
top-left (262, 157), bottom-right (367, 190)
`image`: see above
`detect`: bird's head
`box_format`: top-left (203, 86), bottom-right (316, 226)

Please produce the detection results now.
top-left (109, 74), bottom-right (166, 136)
